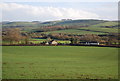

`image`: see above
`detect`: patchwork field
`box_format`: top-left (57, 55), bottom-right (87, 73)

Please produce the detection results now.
top-left (2, 46), bottom-right (118, 79)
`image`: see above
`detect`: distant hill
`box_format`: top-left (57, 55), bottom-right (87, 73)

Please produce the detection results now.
top-left (2, 19), bottom-right (106, 28)
top-left (2, 19), bottom-right (119, 35)
top-left (40, 19), bottom-right (107, 26)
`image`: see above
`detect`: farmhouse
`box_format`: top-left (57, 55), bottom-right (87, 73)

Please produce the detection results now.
top-left (45, 40), bottom-right (58, 45)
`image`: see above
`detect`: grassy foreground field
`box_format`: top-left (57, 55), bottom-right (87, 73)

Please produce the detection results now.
top-left (2, 46), bottom-right (118, 79)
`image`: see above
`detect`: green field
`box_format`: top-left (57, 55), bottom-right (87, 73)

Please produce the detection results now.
top-left (29, 39), bottom-right (46, 44)
top-left (43, 24), bottom-right (118, 35)
top-left (44, 29), bottom-right (107, 35)
top-left (79, 27), bottom-right (118, 33)
top-left (29, 39), bottom-right (70, 44)
top-left (92, 21), bottom-right (118, 27)
top-left (2, 46), bottom-right (118, 79)
top-left (2, 39), bottom-right (71, 44)
top-left (42, 21), bottom-right (118, 35)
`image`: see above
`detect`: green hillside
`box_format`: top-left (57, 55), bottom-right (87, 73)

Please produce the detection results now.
top-left (79, 27), bottom-right (118, 33)
top-left (44, 29), bottom-right (108, 35)
top-left (2, 19), bottom-right (106, 28)
top-left (92, 21), bottom-right (118, 27)
top-left (51, 19), bottom-right (106, 26)
top-left (88, 22), bottom-right (119, 33)
top-left (2, 19), bottom-right (119, 35)
top-left (43, 21), bottom-right (118, 34)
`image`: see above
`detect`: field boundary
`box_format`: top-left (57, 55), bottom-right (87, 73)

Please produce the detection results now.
top-left (1, 79), bottom-right (119, 81)
top-left (1, 44), bottom-right (119, 48)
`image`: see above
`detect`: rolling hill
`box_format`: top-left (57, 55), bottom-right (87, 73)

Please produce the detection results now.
top-left (2, 19), bottom-right (119, 35)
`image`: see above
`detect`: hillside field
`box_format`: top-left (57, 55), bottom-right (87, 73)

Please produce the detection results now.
top-left (2, 46), bottom-right (118, 79)
top-left (42, 21), bottom-right (118, 35)
top-left (43, 29), bottom-right (108, 35)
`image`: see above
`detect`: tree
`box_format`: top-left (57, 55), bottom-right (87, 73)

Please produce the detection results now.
top-left (70, 37), bottom-right (79, 44)
top-left (3, 28), bottom-right (22, 44)
top-left (21, 32), bottom-right (30, 44)
top-left (70, 38), bottom-right (74, 44)
top-left (80, 34), bottom-right (101, 42)
top-left (47, 37), bottom-right (52, 41)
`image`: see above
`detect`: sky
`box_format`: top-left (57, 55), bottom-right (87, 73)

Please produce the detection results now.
top-left (0, 0), bottom-right (119, 22)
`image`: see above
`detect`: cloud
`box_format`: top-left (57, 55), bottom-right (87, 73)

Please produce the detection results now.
top-left (83, 3), bottom-right (118, 20)
top-left (3, 0), bottom-right (119, 2)
top-left (0, 3), bottom-right (100, 21)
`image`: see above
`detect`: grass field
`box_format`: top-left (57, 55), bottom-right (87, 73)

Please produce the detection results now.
top-left (2, 46), bottom-right (118, 79)
top-left (79, 27), bottom-right (118, 33)
top-left (43, 26), bottom-right (118, 35)
top-left (42, 21), bottom-right (118, 35)
top-left (92, 21), bottom-right (118, 27)
top-left (29, 39), bottom-right (46, 44)
top-left (44, 29), bottom-right (107, 35)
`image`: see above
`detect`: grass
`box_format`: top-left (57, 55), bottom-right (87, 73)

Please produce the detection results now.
top-left (43, 29), bottom-right (107, 35)
top-left (29, 39), bottom-right (46, 44)
top-left (79, 27), bottom-right (118, 33)
top-left (77, 21), bottom-right (118, 34)
top-left (29, 39), bottom-right (71, 44)
top-left (57, 40), bottom-right (70, 44)
top-left (2, 39), bottom-right (71, 44)
top-left (2, 46), bottom-right (118, 79)
top-left (42, 21), bottom-right (118, 35)
top-left (92, 21), bottom-right (118, 27)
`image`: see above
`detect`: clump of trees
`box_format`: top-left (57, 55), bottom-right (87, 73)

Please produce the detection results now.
top-left (80, 34), bottom-right (101, 42)
top-left (2, 28), bottom-right (30, 45)
top-left (2, 28), bottom-right (22, 44)
top-left (34, 25), bottom-right (87, 32)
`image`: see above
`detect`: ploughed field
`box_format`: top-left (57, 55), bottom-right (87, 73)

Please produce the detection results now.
top-left (2, 46), bottom-right (118, 79)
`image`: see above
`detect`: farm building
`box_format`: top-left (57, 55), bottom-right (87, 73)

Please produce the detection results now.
top-left (80, 41), bottom-right (99, 45)
top-left (45, 42), bottom-right (49, 45)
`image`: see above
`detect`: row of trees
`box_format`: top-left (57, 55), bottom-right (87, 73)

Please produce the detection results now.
top-left (34, 25), bottom-right (87, 32)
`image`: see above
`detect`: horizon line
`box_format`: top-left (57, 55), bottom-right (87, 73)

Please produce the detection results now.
top-left (1, 19), bottom-right (118, 22)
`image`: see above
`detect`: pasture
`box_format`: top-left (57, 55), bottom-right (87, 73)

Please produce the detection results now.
top-left (2, 46), bottom-right (118, 79)
top-left (43, 29), bottom-right (108, 35)
top-left (43, 26), bottom-right (118, 35)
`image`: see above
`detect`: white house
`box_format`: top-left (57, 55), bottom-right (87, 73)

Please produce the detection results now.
top-left (45, 40), bottom-right (58, 45)
top-left (51, 40), bottom-right (58, 45)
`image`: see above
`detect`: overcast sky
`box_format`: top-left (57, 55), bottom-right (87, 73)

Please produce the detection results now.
top-left (0, 1), bottom-right (118, 22)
